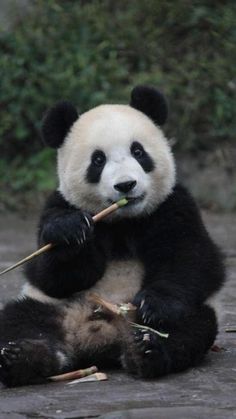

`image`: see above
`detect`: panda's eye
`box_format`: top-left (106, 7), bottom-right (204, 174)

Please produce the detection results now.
top-left (91, 150), bottom-right (106, 167)
top-left (131, 142), bottom-right (144, 159)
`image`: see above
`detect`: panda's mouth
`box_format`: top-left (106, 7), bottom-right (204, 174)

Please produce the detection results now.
top-left (125, 193), bottom-right (146, 206)
top-left (108, 194), bottom-right (146, 207)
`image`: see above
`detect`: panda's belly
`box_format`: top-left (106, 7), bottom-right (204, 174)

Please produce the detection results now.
top-left (88, 259), bottom-right (144, 304)
top-left (63, 259), bottom-right (143, 351)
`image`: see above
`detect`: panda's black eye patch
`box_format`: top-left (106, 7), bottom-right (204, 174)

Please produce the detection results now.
top-left (86, 150), bottom-right (106, 183)
top-left (131, 141), bottom-right (155, 173)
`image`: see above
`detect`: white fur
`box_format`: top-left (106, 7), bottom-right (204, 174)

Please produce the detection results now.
top-left (57, 104), bottom-right (176, 217)
top-left (206, 293), bottom-right (223, 322)
top-left (56, 350), bottom-right (69, 369)
top-left (89, 259), bottom-right (143, 303)
top-left (63, 298), bottom-right (122, 352)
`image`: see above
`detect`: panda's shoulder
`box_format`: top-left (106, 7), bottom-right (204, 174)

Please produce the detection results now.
top-left (39, 191), bottom-right (76, 226)
top-left (155, 183), bottom-right (202, 225)
top-left (43, 190), bottom-right (74, 211)
top-left (166, 183), bottom-right (198, 209)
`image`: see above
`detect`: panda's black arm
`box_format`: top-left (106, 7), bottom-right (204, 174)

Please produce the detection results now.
top-left (25, 191), bottom-right (106, 298)
top-left (134, 185), bottom-right (225, 329)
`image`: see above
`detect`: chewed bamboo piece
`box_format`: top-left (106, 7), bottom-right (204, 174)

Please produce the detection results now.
top-left (49, 365), bottom-right (98, 382)
top-left (90, 294), bottom-right (169, 339)
top-left (0, 198), bottom-right (128, 277)
top-left (67, 372), bottom-right (108, 385)
top-left (225, 328), bottom-right (236, 333)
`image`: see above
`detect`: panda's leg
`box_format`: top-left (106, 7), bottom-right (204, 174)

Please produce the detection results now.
top-left (0, 298), bottom-right (72, 387)
top-left (121, 304), bottom-right (217, 378)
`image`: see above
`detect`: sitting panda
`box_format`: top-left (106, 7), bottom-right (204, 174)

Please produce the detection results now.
top-left (0, 85), bottom-right (225, 387)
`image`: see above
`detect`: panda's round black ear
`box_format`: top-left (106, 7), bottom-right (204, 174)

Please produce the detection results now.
top-left (41, 101), bottom-right (79, 148)
top-left (130, 85), bottom-right (168, 126)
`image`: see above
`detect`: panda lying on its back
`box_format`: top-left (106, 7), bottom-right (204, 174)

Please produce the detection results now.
top-left (0, 86), bottom-right (224, 386)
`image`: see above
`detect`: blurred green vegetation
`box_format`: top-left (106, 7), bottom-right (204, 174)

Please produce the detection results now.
top-left (0, 0), bottom-right (235, 208)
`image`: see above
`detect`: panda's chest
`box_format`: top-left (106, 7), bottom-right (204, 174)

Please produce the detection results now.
top-left (88, 259), bottom-right (144, 304)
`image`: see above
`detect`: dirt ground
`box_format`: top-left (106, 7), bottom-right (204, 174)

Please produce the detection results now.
top-left (0, 211), bottom-right (235, 419)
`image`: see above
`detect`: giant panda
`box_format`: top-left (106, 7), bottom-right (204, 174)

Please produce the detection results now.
top-left (0, 85), bottom-right (225, 387)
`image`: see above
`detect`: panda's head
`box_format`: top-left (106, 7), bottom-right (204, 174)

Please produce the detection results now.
top-left (41, 86), bottom-right (176, 218)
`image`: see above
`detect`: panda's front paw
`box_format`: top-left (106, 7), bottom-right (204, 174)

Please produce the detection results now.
top-left (41, 211), bottom-right (94, 249)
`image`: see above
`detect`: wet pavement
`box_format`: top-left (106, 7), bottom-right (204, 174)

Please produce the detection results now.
top-left (0, 211), bottom-right (235, 419)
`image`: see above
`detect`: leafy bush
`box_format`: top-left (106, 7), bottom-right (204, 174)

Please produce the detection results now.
top-left (0, 0), bottom-right (235, 206)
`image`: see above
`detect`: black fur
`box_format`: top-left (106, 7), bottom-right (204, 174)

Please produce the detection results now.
top-left (0, 298), bottom-right (67, 386)
top-left (122, 304), bottom-right (217, 378)
top-left (130, 141), bottom-right (155, 173)
top-left (130, 85), bottom-right (168, 126)
top-left (0, 185), bottom-right (225, 386)
top-left (41, 101), bottom-right (78, 148)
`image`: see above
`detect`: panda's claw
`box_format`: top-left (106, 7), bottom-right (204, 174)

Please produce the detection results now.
top-left (145, 315), bottom-right (152, 325)
top-left (84, 215), bottom-right (91, 228)
top-left (76, 236), bottom-right (83, 247)
top-left (62, 235), bottom-right (70, 245)
top-left (142, 312), bottom-right (149, 324)
top-left (82, 229), bottom-right (86, 242)
top-left (144, 349), bottom-right (153, 356)
top-left (140, 299), bottom-right (145, 309)
top-left (76, 236), bottom-right (82, 246)
top-left (0, 348), bottom-right (6, 356)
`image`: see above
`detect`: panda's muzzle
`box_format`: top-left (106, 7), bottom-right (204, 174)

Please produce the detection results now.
top-left (125, 193), bottom-right (146, 206)
top-left (114, 180), bottom-right (137, 193)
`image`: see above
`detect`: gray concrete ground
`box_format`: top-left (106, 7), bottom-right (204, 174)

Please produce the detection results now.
top-left (0, 211), bottom-right (235, 419)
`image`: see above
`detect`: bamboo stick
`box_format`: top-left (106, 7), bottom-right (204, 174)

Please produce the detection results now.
top-left (0, 198), bottom-right (128, 276)
top-left (49, 365), bottom-right (98, 382)
top-left (66, 372), bottom-right (108, 385)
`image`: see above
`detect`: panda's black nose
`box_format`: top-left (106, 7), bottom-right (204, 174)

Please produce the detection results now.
top-left (114, 180), bottom-right (137, 193)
